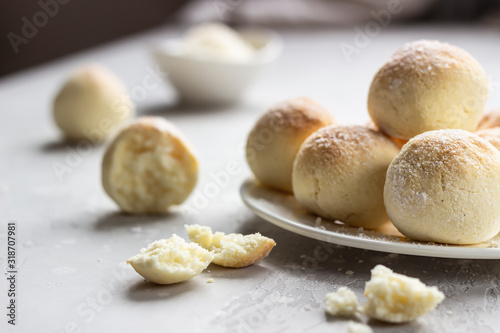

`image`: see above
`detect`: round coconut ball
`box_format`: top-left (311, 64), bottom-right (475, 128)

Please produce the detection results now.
top-left (292, 125), bottom-right (399, 229)
top-left (102, 117), bottom-right (198, 214)
top-left (246, 97), bottom-right (335, 192)
top-left (53, 64), bottom-right (134, 142)
top-left (368, 40), bottom-right (488, 140)
top-left (384, 129), bottom-right (500, 244)
top-left (477, 109), bottom-right (500, 130)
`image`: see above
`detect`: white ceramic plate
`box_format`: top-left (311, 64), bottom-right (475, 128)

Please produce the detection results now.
top-left (240, 178), bottom-right (500, 259)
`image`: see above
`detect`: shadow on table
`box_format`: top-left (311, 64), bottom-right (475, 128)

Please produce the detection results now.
top-left (138, 99), bottom-right (259, 117)
top-left (233, 214), bottom-right (373, 273)
top-left (93, 211), bottom-right (179, 231)
top-left (203, 262), bottom-right (270, 280)
top-left (232, 213), bottom-right (500, 290)
top-left (126, 279), bottom-right (200, 302)
top-left (366, 318), bottom-right (422, 331)
top-left (39, 137), bottom-right (104, 153)
top-left (39, 138), bottom-right (95, 152)
top-left (40, 140), bottom-right (71, 152)
top-left (125, 264), bottom-right (270, 303)
top-left (324, 313), bottom-right (369, 325)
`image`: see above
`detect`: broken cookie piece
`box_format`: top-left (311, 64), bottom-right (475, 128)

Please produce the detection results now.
top-left (324, 264), bottom-right (445, 327)
top-left (324, 287), bottom-right (360, 316)
top-left (102, 117), bottom-right (198, 214)
top-left (127, 234), bottom-right (214, 284)
top-left (363, 265), bottom-right (445, 323)
top-left (185, 224), bottom-right (276, 268)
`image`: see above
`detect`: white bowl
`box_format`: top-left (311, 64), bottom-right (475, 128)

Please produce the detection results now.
top-left (151, 27), bottom-right (282, 105)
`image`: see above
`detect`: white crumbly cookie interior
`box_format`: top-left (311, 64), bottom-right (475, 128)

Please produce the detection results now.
top-left (185, 224), bottom-right (276, 268)
top-left (363, 265), bottom-right (445, 323)
top-left (324, 287), bottom-right (360, 316)
top-left (127, 234), bottom-right (214, 285)
top-left (102, 118), bottom-right (198, 213)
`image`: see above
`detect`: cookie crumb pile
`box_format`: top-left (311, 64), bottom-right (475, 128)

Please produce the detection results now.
top-left (324, 265), bottom-right (445, 328)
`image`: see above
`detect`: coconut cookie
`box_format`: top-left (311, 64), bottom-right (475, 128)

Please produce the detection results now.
top-left (368, 40), bottom-right (488, 140)
top-left (385, 129), bottom-right (500, 244)
top-left (53, 64), bottom-right (134, 142)
top-left (246, 97), bottom-right (335, 193)
top-left (102, 117), bottom-right (198, 214)
top-left (293, 125), bottom-right (399, 229)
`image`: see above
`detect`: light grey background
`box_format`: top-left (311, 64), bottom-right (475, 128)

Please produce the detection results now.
top-left (1, 23), bottom-right (500, 332)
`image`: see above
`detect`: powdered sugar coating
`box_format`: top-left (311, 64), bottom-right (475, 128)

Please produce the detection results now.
top-left (251, 97), bottom-right (334, 135)
top-left (387, 40), bottom-right (472, 76)
top-left (300, 125), bottom-right (381, 165)
top-left (385, 129), bottom-right (500, 244)
top-left (368, 40), bottom-right (488, 140)
top-left (293, 125), bottom-right (399, 229)
top-left (246, 97), bottom-right (335, 192)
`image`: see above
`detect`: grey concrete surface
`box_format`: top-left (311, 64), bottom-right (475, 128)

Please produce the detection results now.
top-left (1, 24), bottom-right (500, 332)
